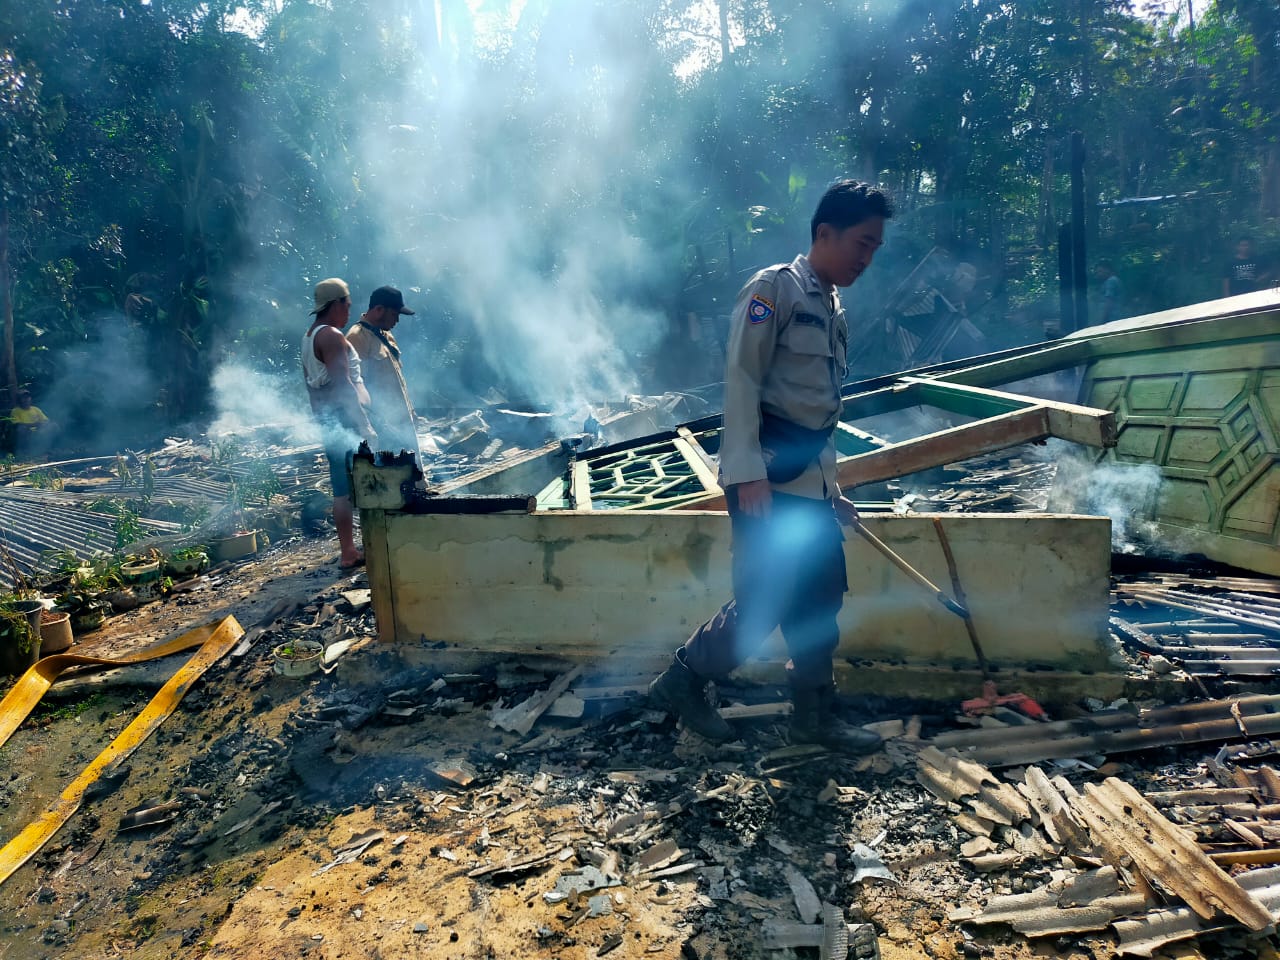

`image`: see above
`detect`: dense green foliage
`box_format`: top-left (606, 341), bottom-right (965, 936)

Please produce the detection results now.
top-left (0, 1), bottom-right (1276, 450)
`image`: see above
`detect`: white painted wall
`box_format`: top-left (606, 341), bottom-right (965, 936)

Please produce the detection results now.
top-left (366, 510), bottom-right (1112, 671)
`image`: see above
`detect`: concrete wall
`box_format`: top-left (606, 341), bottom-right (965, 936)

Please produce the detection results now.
top-left (362, 510), bottom-right (1113, 672)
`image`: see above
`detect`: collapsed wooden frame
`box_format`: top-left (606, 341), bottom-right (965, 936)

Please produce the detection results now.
top-left (552, 374), bottom-right (1118, 512)
top-left (553, 294), bottom-right (1280, 512)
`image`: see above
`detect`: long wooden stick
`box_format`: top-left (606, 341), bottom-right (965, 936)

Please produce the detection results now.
top-left (847, 518), bottom-right (969, 619)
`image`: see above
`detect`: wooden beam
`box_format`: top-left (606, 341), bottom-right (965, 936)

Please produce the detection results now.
top-left (570, 459), bottom-right (593, 511)
top-left (896, 378), bottom-right (1117, 448)
top-left (837, 407), bottom-right (1052, 489)
top-left (674, 428), bottom-right (722, 496)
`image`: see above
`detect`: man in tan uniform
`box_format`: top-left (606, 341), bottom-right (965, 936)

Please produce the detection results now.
top-left (649, 180), bottom-right (893, 752)
top-left (347, 286), bottom-right (420, 459)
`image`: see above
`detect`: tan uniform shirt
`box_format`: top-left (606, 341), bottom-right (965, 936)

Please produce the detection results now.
top-left (718, 254), bottom-right (848, 501)
top-left (347, 322), bottom-right (419, 456)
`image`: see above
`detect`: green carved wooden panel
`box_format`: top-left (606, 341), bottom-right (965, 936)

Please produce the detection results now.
top-left (1079, 343), bottom-right (1280, 573)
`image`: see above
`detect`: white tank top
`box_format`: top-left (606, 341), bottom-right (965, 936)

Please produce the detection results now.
top-left (302, 325), bottom-right (363, 390)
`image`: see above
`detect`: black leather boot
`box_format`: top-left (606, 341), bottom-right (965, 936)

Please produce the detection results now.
top-left (648, 649), bottom-right (734, 742)
top-left (789, 682), bottom-right (882, 754)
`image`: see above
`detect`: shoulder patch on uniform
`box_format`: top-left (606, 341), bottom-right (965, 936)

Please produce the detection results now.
top-left (748, 294), bottom-right (775, 324)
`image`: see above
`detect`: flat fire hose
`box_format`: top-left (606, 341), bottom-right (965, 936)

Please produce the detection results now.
top-left (0, 615), bottom-right (243, 888)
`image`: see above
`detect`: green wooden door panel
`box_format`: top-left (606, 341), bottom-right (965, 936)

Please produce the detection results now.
top-left (1155, 478), bottom-right (1214, 525)
top-left (1114, 424), bottom-right (1164, 462)
top-left (1078, 340), bottom-right (1280, 573)
top-left (1127, 376), bottom-right (1182, 412)
top-left (1223, 465), bottom-right (1280, 541)
top-left (1181, 372), bottom-right (1250, 417)
top-left (1165, 426), bottom-right (1231, 472)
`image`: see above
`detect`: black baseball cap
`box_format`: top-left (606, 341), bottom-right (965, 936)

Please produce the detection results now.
top-left (367, 286), bottom-right (415, 315)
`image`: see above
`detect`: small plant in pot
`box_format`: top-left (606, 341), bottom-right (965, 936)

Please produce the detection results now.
top-left (0, 549), bottom-right (46, 672)
top-left (0, 596), bottom-right (42, 674)
top-left (120, 551), bottom-right (162, 584)
top-left (164, 546), bottom-right (209, 578)
top-left (70, 557), bottom-right (123, 594)
top-left (271, 639), bottom-right (324, 677)
top-left (57, 591), bottom-right (111, 634)
top-left (206, 473), bottom-right (260, 561)
top-left (35, 547), bottom-right (90, 592)
top-left (207, 448), bottom-right (283, 563)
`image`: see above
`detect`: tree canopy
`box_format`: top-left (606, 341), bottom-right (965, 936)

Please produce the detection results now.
top-left (0, 0), bottom-right (1276, 452)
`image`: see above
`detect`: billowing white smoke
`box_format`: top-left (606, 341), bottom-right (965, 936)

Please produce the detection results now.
top-left (211, 1), bottom-right (687, 434)
top-left (1044, 439), bottom-right (1165, 552)
top-left (207, 361), bottom-right (320, 445)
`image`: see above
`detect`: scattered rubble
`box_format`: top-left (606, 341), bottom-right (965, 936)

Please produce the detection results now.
top-left (10, 422), bottom-right (1280, 957)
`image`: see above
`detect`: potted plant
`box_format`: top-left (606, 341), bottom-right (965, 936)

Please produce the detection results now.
top-left (121, 554), bottom-right (161, 584)
top-left (0, 596), bottom-right (43, 674)
top-left (209, 528), bottom-right (258, 563)
top-left (35, 547), bottom-right (90, 592)
top-left (271, 639), bottom-right (324, 678)
top-left (207, 453), bottom-right (282, 563)
top-left (117, 550), bottom-right (169, 603)
top-left (71, 557), bottom-right (123, 594)
top-left (57, 591), bottom-right (111, 634)
top-left (164, 545), bottom-right (209, 578)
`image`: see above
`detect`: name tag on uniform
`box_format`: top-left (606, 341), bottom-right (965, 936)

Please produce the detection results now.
top-left (794, 312), bottom-right (826, 329)
top-left (748, 295), bottom-right (775, 323)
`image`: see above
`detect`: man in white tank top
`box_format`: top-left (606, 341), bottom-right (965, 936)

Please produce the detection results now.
top-left (303, 278), bottom-right (376, 569)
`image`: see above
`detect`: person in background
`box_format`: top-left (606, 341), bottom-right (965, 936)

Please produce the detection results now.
top-left (347, 286), bottom-right (421, 460)
top-left (1095, 261), bottom-right (1124, 324)
top-left (1222, 238), bottom-right (1269, 297)
top-left (9, 389), bottom-right (55, 459)
top-left (302, 278), bottom-right (377, 570)
top-left (647, 180), bottom-right (891, 753)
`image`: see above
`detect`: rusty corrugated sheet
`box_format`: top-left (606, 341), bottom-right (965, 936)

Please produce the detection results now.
top-left (0, 495), bottom-right (182, 589)
top-left (930, 696), bottom-right (1280, 767)
top-left (974, 867), bottom-right (1150, 936)
top-left (1073, 778), bottom-right (1272, 932)
top-left (1112, 866), bottom-right (1280, 956)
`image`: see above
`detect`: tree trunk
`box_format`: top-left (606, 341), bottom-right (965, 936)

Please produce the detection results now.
top-left (717, 0), bottom-right (731, 64)
top-left (1070, 132), bottom-right (1089, 332)
top-left (1, 202), bottom-right (14, 408)
top-left (1058, 222), bottom-right (1074, 334)
top-left (1040, 138), bottom-right (1056, 249)
top-left (1263, 144), bottom-right (1280, 220)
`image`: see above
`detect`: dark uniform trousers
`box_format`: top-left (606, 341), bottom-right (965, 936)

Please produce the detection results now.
top-left (681, 489), bottom-right (848, 688)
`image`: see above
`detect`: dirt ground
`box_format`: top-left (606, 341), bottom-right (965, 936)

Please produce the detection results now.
top-left (0, 533), bottom-right (1275, 960)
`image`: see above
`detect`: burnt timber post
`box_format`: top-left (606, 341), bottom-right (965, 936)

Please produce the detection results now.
top-left (1058, 222), bottom-right (1074, 334)
top-left (1070, 131), bottom-right (1088, 332)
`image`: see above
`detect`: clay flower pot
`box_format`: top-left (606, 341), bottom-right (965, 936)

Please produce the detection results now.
top-left (106, 588), bottom-right (141, 612)
top-left (71, 610), bottom-right (107, 633)
top-left (210, 530), bottom-right (259, 563)
top-left (67, 600), bottom-right (109, 634)
top-left (39, 610), bottom-right (73, 654)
